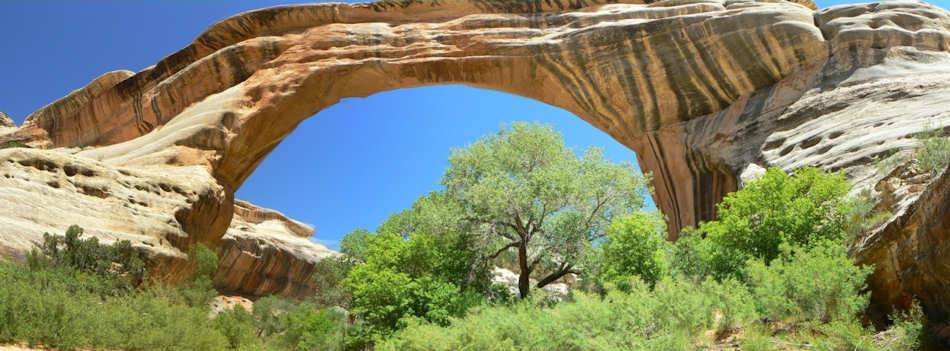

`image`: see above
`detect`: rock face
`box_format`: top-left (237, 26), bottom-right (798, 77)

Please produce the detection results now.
top-left (1, 0), bottom-right (949, 319)
top-left (215, 200), bottom-right (337, 297)
top-left (0, 112), bottom-right (14, 128)
top-left (0, 147), bottom-right (232, 281)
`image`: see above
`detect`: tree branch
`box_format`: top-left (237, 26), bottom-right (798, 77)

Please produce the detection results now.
top-left (535, 263), bottom-right (574, 289)
top-left (488, 241), bottom-right (520, 259)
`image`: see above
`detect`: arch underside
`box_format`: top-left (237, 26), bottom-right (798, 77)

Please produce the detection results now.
top-left (3, 0), bottom-right (950, 317)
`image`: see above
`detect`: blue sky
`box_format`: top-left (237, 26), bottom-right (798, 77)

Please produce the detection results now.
top-left (0, 0), bottom-right (936, 250)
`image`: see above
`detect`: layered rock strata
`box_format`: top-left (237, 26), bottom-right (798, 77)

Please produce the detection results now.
top-left (0, 147), bottom-right (232, 280)
top-left (0, 0), bottom-right (948, 319)
top-left (215, 200), bottom-right (337, 297)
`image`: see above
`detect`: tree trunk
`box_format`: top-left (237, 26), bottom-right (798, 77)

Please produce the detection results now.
top-left (518, 243), bottom-right (530, 299)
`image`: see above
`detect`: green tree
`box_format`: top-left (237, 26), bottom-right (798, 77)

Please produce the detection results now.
top-left (375, 191), bottom-right (491, 292)
top-left (343, 231), bottom-right (482, 336)
top-left (278, 304), bottom-right (347, 351)
top-left (340, 229), bottom-right (372, 261)
top-left (312, 255), bottom-right (356, 308)
top-left (441, 122), bottom-right (649, 298)
top-left (700, 167), bottom-right (851, 278)
top-left (597, 211), bottom-right (669, 289)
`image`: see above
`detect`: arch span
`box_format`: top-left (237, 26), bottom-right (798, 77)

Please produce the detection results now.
top-left (7, 0), bottom-right (950, 318)
top-left (20, 0), bottom-right (828, 237)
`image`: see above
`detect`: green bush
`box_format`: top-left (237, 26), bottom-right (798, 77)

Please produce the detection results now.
top-left (746, 241), bottom-right (872, 323)
top-left (278, 304), bottom-right (347, 351)
top-left (213, 307), bottom-right (262, 350)
top-left (597, 211), bottom-right (669, 289)
top-left (884, 302), bottom-right (925, 351)
top-left (668, 227), bottom-right (713, 282)
top-left (188, 242), bottom-right (219, 280)
top-left (913, 129), bottom-right (950, 176)
top-left (173, 243), bottom-right (221, 308)
top-left (700, 167), bottom-right (851, 279)
top-left (876, 129), bottom-right (950, 177)
top-left (343, 231), bottom-right (484, 337)
top-left (252, 295), bottom-right (296, 338)
top-left (26, 224), bottom-right (145, 294)
top-left (0, 260), bottom-right (232, 350)
top-left (380, 276), bottom-right (760, 351)
top-left (0, 140), bottom-right (28, 149)
top-left (739, 325), bottom-right (774, 351)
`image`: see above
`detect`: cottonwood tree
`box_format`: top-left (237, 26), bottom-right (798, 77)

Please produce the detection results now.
top-left (441, 122), bottom-right (649, 298)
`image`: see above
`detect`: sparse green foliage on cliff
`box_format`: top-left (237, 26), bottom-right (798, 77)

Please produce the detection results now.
top-left (912, 129), bottom-right (950, 176)
top-left (844, 188), bottom-right (892, 240)
top-left (26, 224), bottom-right (145, 295)
top-left (0, 140), bottom-right (28, 149)
top-left (875, 129), bottom-right (950, 178)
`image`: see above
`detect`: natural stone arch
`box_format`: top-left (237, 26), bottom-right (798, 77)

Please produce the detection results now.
top-left (5, 0), bottom-right (950, 319)
top-left (13, 0), bottom-right (828, 237)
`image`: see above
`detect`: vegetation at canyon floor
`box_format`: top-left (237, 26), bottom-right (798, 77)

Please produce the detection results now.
top-left (2, 122), bottom-right (947, 350)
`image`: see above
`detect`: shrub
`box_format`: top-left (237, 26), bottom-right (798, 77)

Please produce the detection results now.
top-left (213, 307), bottom-right (261, 350)
top-left (0, 260), bottom-right (232, 350)
top-left (700, 167), bottom-right (851, 278)
top-left (381, 276), bottom-right (759, 351)
top-left (740, 324), bottom-right (774, 351)
top-left (252, 295), bottom-right (295, 338)
top-left (884, 302), bottom-right (925, 351)
top-left (0, 140), bottom-right (28, 149)
top-left (668, 227), bottom-right (713, 282)
top-left (26, 224), bottom-right (145, 294)
top-left (913, 129), bottom-right (950, 176)
top-left (597, 211), bottom-right (669, 289)
top-left (746, 241), bottom-right (872, 323)
top-left (188, 242), bottom-right (219, 280)
top-left (844, 189), bottom-right (892, 239)
top-left (343, 231), bottom-right (484, 337)
top-left (278, 304), bottom-right (347, 351)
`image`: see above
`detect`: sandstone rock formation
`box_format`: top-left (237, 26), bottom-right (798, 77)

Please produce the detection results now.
top-left (1, 0), bottom-right (949, 321)
top-left (215, 200), bottom-right (337, 297)
top-left (0, 146), bottom-right (230, 278)
top-left (0, 112), bottom-right (14, 129)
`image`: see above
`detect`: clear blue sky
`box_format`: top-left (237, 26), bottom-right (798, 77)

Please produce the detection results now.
top-left (0, 0), bottom-right (934, 250)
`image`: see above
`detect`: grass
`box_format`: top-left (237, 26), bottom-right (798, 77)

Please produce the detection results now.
top-left (912, 129), bottom-right (950, 176)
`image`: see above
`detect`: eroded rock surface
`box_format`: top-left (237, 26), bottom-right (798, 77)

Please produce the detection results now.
top-left (0, 0), bottom-right (949, 319)
top-left (0, 147), bottom-right (232, 281)
top-left (0, 112), bottom-right (14, 129)
top-left (215, 200), bottom-right (336, 297)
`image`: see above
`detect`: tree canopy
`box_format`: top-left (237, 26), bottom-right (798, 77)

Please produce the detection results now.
top-left (441, 122), bottom-right (649, 297)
